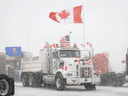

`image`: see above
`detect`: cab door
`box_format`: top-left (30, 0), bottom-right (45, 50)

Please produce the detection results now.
top-left (52, 51), bottom-right (60, 74)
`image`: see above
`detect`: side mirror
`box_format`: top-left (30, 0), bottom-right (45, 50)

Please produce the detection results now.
top-left (59, 61), bottom-right (64, 68)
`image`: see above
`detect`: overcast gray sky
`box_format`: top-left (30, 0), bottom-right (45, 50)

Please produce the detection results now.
top-left (0, 0), bottom-right (128, 72)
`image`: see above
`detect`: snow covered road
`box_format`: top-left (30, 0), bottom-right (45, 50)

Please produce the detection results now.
top-left (14, 82), bottom-right (128, 96)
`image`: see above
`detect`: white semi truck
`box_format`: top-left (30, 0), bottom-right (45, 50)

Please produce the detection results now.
top-left (21, 42), bottom-right (100, 90)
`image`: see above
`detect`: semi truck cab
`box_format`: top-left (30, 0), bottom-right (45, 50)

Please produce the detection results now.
top-left (43, 43), bottom-right (100, 90)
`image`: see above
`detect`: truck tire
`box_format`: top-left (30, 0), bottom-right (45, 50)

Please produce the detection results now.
top-left (35, 77), bottom-right (42, 87)
top-left (113, 75), bottom-right (125, 87)
top-left (84, 83), bottom-right (96, 90)
top-left (36, 83), bottom-right (42, 87)
top-left (55, 73), bottom-right (66, 91)
top-left (44, 83), bottom-right (52, 88)
top-left (0, 74), bottom-right (10, 96)
top-left (21, 74), bottom-right (29, 87)
top-left (108, 73), bottom-right (117, 86)
top-left (9, 77), bottom-right (15, 95)
top-left (29, 75), bottom-right (35, 87)
top-left (99, 74), bottom-right (109, 86)
top-left (43, 83), bottom-right (47, 87)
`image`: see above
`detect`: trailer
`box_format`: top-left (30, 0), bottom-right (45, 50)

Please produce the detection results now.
top-left (21, 42), bottom-right (100, 90)
top-left (0, 52), bottom-right (15, 96)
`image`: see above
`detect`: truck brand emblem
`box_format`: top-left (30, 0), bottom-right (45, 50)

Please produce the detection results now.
top-left (72, 80), bottom-right (76, 83)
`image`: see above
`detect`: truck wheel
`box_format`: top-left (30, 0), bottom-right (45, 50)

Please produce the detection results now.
top-left (84, 83), bottom-right (95, 90)
top-left (0, 75), bottom-right (10, 96)
top-left (36, 83), bottom-right (42, 87)
top-left (29, 76), bottom-right (35, 87)
top-left (43, 83), bottom-right (47, 87)
top-left (9, 77), bottom-right (15, 95)
top-left (36, 79), bottom-right (42, 87)
top-left (113, 77), bottom-right (125, 87)
top-left (55, 73), bottom-right (66, 91)
top-left (21, 74), bottom-right (29, 87)
top-left (43, 83), bottom-right (51, 88)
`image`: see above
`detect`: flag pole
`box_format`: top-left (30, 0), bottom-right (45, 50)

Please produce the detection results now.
top-left (69, 31), bottom-right (72, 47)
top-left (82, 5), bottom-right (85, 57)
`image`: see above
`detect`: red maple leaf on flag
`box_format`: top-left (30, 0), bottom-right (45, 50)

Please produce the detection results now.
top-left (58, 10), bottom-right (70, 22)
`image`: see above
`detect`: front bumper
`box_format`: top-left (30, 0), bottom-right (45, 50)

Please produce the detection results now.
top-left (66, 77), bottom-right (100, 85)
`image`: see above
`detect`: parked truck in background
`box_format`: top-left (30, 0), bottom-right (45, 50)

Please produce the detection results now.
top-left (0, 52), bottom-right (15, 96)
top-left (21, 42), bottom-right (100, 90)
top-left (94, 52), bottom-right (128, 86)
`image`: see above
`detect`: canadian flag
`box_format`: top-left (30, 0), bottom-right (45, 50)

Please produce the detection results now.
top-left (53, 43), bottom-right (55, 48)
top-left (87, 60), bottom-right (92, 65)
top-left (81, 44), bottom-right (85, 47)
top-left (87, 42), bottom-right (92, 48)
top-left (75, 56), bottom-right (80, 64)
top-left (103, 52), bottom-right (108, 58)
top-left (49, 45), bottom-right (52, 48)
top-left (49, 6), bottom-right (83, 24)
top-left (44, 45), bottom-right (47, 49)
top-left (62, 66), bottom-right (67, 72)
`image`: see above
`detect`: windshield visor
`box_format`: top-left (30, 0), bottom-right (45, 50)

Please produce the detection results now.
top-left (59, 50), bottom-right (81, 58)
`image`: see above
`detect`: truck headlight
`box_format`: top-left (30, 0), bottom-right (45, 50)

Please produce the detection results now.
top-left (68, 73), bottom-right (72, 76)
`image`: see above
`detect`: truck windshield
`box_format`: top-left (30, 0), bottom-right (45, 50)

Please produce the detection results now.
top-left (59, 50), bottom-right (81, 58)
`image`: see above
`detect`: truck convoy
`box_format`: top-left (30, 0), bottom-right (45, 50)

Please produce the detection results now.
top-left (21, 42), bottom-right (100, 90)
top-left (0, 53), bottom-right (14, 96)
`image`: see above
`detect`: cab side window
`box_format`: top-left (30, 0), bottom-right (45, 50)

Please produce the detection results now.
top-left (53, 51), bottom-right (59, 59)
top-left (53, 52), bottom-right (56, 58)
